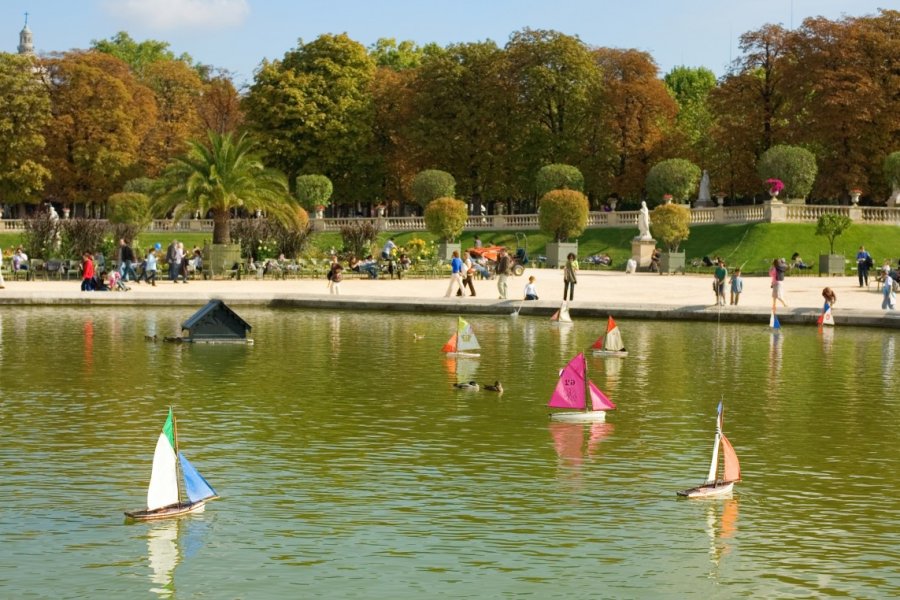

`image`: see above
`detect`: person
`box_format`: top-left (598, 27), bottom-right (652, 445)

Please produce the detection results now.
top-left (359, 255), bottom-right (379, 279)
top-left (714, 259), bottom-right (727, 306)
top-left (444, 250), bottom-right (464, 297)
top-left (701, 255), bottom-right (715, 267)
top-left (166, 240), bottom-right (178, 282)
top-left (471, 255), bottom-right (491, 280)
top-left (771, 258), bottom-right (788, 310)
top-left (524, 275), bottom-right (539, 300)
top-left (397, 253), bottom-right (411, 273)
top-left (473, 235), bottom-right (483, 249)
top-left (381, 237), bottom-right (397, 260)
top-left (81, 251), bottom-right (94, 291)
top-left (649, 247), bottom-right (661, 273)
top-left (791, 252), bottom-right (812, 270)
top-left (108, 269), bottom-right (130, 291)
top-left (326, 255), bottom-right (340, 290)
top-left (0, 248), bottom-right (5, 289)
top-left (330, 263), bottom-right (343, 295)
top-left (729, 268), bottom-right (743, 305)
top-left (118, 239), bottom-right (138, 282)
top-left (189, 249), bottom-right (203, 278)
top-left (496, 248), bottom-right (511, 299)
top-left (857, 245), bottom-right (873, 287)
top-left (144, 249), bottom-right (158, 286)
top-left (882, 267), bottom-right (896, 310)
top-left (563, 252), bottom-right (578, 301)
top-left (174, 242), bottom-right (189, 283)
top-left (459, 252), bottom-right (476, 297)
top-left (12, 247), bottom-right (28, 272)
top-left (637, 201), bottom-right (651, 240)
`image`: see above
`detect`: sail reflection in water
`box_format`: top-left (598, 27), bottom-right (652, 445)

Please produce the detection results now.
top-left (145, 517), bottom-right (211, 597)
top-left (706, 499), bottom-right (739, 576)
top-left (550, 422), bottom-right (614, 468)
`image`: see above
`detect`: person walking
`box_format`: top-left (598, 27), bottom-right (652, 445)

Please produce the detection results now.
top-left (496, 248), bottom-right (511, 299)
top-left (882, 267), bottom-right (896, 310)
top-left (166, 240), bottom-right (178, 282)
top-left (144, 249), bottom-right (158, 286)
top-left (563, 252), bottom-right (578, 301)
top-left (118, 239), bottom-right (138, 282)
top-left (444, 251), bottom-right (464, 297)
top-left (771, 258), bottom-right (788, 310)
top-left (460, 252), bottom-right (476, 297)
top-left (856, 245), bottom-right (873, 287)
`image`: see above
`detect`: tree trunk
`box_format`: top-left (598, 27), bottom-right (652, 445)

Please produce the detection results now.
top-left (212, 209), bottom-right (230, 244)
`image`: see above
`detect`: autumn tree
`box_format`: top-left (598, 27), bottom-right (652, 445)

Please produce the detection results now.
top-left (198, 74), bottom-right (243, 135)
top-left (92, 31), bottom-right (199, 78)
top-left (141, 60), bottom-right (204, 175)
top-left (369, 65), bottom-right (418, 210)
top-left (0, 53), bottom-right (51, 215)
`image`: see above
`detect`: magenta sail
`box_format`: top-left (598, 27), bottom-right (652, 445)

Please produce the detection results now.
top-left (548, 353), bottom-right (587, 409)
top-left (588, 380), bottom-right (616, 411)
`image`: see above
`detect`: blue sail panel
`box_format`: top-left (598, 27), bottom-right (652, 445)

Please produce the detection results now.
top-left (178, 452), bottom-right (217, 503)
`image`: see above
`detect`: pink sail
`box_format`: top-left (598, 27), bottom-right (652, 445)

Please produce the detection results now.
top-left (548, 353), bottom-right (587, 409)
top-left (589, 380), bottom-right (616, 411)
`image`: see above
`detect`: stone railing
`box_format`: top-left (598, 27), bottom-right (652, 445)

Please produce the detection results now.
top-left (0, 204), bottom-right (896, 233)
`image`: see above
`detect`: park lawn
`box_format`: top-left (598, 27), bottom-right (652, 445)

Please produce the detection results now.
top-left (5, 223), bottom-right (900, 276)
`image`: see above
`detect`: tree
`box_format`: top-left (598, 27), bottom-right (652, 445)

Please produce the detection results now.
top-left (295, 174), bottom-right (333, 210)
top-left (107, 192), bottom-right (151, 228)
top-left (884, 152), bottom-right (900, 189)
top-left (368, 38), bottom-right (436, 70)
top-left (91, 31), bottom-right (198, 78)
top-left (424, 197), bottom-right (468, 242)
top-left (664, 66), bottom-right (717, 167)
top-left (154, 131), bottom-right (300, 244)
top-left (198, 74), bottom-right (243, 135)
top-left (412, 170), bottom-right (456, 208)
top-left (816, 213), bottom-right (852, 254)
top-left (243, 34), bottom-right (377, 205)
top-left (757, 145), bottom-right (818, 199)
top-left (0, 53), bottom-right (51, 213)
top-left (645, 159), bottom-right (701, 204)
top-left (538, 189), bottom-right (589, 242)
top-left (535, 164), bottom-right (584, 197)
top-left (650, 203), bottom-right (691, 252)
top-left (141, 59), bottom-right (204, 175)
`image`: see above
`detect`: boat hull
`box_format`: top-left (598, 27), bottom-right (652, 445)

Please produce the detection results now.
top-left (125, 498), bottom-right (216, 521)
top-left (445, 351), bottom-right (480, 358)
top-left (676, 482), bottom-right (734, 498)
top-left (550, 410), bottom-right (608, 423)
top-left (592, 349), bottom-right (628, 357)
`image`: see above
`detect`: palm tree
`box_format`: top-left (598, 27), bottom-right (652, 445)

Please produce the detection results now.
top-left (155, 131), bottom-right (302, 244)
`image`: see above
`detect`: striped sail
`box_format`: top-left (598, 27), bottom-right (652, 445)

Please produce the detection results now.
top-left (456, 317), bottom-right (480, 352)
top-left (147, 409), bottom-right (180, 511)
top-left (603, 320), bottom-right (625, 351)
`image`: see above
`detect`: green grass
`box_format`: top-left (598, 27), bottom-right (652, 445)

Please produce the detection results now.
top-left (5, 223), bottom-right (899, 275)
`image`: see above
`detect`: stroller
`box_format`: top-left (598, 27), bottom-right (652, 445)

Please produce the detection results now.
top-left (108, 270), bottom-right (131, 291)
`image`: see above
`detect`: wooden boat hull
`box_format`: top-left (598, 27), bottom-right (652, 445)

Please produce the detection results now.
top-left (592, 349), bottom-right (628, 357)
top-left (676, 482), bottom-right (734, 498)
top-left (550, 410), bottom-right (608, 423)
top-left (445, 352), bottom-right (480, 358)
top-left (125, 498), bottom-right (215, 521)
top-left (550, 320), bottom-right (573, 326)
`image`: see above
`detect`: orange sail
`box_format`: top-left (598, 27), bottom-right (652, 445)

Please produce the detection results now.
top-left (720, 433), bottom-right (741, 483)
top-left (441, 333), bottom-right (457, 353)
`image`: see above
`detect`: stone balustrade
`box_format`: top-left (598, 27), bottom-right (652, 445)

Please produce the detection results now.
top-left (0, 204), bottom-right (897, 233)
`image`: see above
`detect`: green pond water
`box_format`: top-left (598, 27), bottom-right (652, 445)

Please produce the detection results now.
top-left (1, 307), bottom-right (898, 598)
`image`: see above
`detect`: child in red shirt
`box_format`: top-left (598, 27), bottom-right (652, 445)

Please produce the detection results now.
top-left (81, 252), bottom-right (94, 291)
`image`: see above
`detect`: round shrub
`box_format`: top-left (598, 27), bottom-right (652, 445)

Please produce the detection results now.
top-left (424, 197), bottom-right (468, 242)
top-left (650, 203), bottom-right (691, 252)
top-left (107, 192), bottom-right (151, 228)
top-left (295, 174), bottom-right (333, 210)
top-left (645, 158), bottom-right (701, 205)
top-left (757, 145), bottom-right (817, 199)
top-left (535, 164), bottom-right (584, 198)
top-left (412, 170), bottom-right (456, 208)
top-left (538, 189), bottom-right (589, 242)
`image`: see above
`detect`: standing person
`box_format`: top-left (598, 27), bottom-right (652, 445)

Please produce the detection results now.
top-left (496, 248), bottom-right (511, 299)
top-left (729, 268), bottom-right (743, 306)
top-left (118, 239), bottom-right (138, 282)
top-left (714, 260), bottom-right (727, 306)
top-left (563, 252), bottom-right (578, 301)
top-left (381, 237), bottom-right (397, 260)
top-left (0, 249), bottom-right (5, 289)
top-left (444, 251), bottom-right (464, 297)
top-left (524, 276), bottom-right (539, 300)
top-left (326, 255), bottom-right (339, 291)
top-left (175, 242), bottom-right (189, 283)
top-left (81, 251), bottom-right (94, 291)
top-left (474, 235), bottom-right (483, 249)
top-left (460, 252), bottom-right (477, 297)
top-left (856, 246), bottom-right (873, 287)
top-left (166, 240), bottom-right (178, 282)
top-left (882, 267), bottom-right (896, 310)
top-left (822, 287), bottom-right (837, 307)
top-left (771, 258), bottom-right (788, 310)
top-left (144, 249), bottom-right (158, 286)
top-left (330, 264), bottom-right (343, 295)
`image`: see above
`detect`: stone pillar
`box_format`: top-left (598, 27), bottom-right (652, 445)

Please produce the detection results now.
top-left (631, 238), bottom-right (657, 268)
top-left (764, 201), bottom-right (787, 223)
top-left (714, 205), bottom-right (726, 223)
top-left (848, 205), bottom-right (863, 222)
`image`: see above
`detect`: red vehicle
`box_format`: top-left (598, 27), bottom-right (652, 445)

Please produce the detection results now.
top-left (467, 245), bottom-right (527, 277)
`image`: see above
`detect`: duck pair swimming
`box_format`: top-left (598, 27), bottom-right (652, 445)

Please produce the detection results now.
top-left (453, 381), bottom-right (503, 393)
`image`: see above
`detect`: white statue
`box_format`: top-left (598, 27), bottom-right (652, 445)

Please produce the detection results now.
top-left (698, 170), bottom-right (711, 206)
top-left (636, 201), bottom-right (652, 241)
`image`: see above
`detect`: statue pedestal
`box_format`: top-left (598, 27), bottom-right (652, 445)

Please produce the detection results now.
top-left (632, 238), bottom-right (656, 268)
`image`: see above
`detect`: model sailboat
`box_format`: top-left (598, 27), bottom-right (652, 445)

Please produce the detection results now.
top-left (677, 401), bottom-right (741, 498)
top-left (441, 316), bottom-right (481, 357)
top-left (817, 302), bottom-right (834, 327)
top-left (591, 316), bottom-right (628, 357)
top-left (769, 312), bottom-right (781, 329)
top-left (125, 408), bottom-right (218, 521)
top-left (550, 301), bottom-right (573, 324)
top-left (548, 352), bottom-right (616, 422)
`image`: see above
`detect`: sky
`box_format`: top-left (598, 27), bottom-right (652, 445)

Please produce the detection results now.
top-left (2, 0), bottom-right (890, 86)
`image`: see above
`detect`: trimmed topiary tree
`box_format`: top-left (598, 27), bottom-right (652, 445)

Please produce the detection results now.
top-left (757, 145), bottom-right (818, 200)
top-left (815, 213), bottom-right (851, 255)
top-left (108, 192), bottom-right (151, 229)
top-left (650, 203), bottom-right (691, 252)
top-left (535, 164), bottom-right (585, 198)
top-left (645, 159), bottom-right (701, 205)
top-left (412, 170), bottom-right (456, 208)
top-left (295, 174), bottom-right (333, 211)
top-left (538, 189), bottom-right (589, 242)
top-left (424, 197), bottom-right (468, 242)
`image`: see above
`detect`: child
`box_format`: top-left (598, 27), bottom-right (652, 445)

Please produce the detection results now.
top-left (821, 287), bottom-right (836, 307)
top-left (729, 268), bottom-right (743, 305)
top-left (714, 260), bottom-right (727, 306)
top-left (882, 267), bottom-right (896, 310)
top-left (524, 275), bottom-right (539, 301)
top-left (330, 264), bottom-right (343, 295)
top-left (144, 249), bottom-right (158, 287)
top-left (108, 269), bottom-right (130, 291)
top-left (81, 251), bottom-right (94, 292)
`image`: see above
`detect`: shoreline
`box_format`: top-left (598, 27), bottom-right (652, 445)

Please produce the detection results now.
top-left (1, 269), bottom-right (898, 328)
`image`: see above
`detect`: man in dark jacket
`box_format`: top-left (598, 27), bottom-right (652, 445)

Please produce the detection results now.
top-left (119, 239), bottom-right (138, 282)
top-left (166, 240), bottom-right (178, 281)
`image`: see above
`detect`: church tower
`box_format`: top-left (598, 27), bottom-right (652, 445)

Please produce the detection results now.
top-left (17, 13), bottom-right (34, 56)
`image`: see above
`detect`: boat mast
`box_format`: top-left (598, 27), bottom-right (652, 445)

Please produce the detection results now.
top-left (582, 353), bottom-right (589, 413)
top-left (171, 407), bottom-right (186, 504)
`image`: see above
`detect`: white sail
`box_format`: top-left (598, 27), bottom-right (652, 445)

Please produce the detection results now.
top-left (457, 319), bottom-right (480, 352)
top-left (604, 326), bottom-right (625, 351)
top-left (705, 432), bottom-right (721, 484)
top-left (147, 432), bottom-right (180, 511)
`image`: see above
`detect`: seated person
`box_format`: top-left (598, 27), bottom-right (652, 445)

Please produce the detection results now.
top-left (189, 249), bottom-right (203, 273)
top-left (398, 253), bottom-right (411, 270)
top-left (701, 255), bottom-right (714, 267)
top-left (348, 256), bottom-right (361, 272)
top-left (358, 255), bottom-right (379, 279)
top-left (649, 248), bottom-right (661, 272)
top-left (587, 253), bottom-right (612, 266)
top-left (472, 257), bottom-right (492, 279)
top-left (12, 247), bottom-right (28, 271)
top-left (791, 252), bottom-right (812, 269)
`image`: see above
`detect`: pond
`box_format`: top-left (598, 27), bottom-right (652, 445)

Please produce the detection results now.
top-left (1, 307), bottom-right (897, 598)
